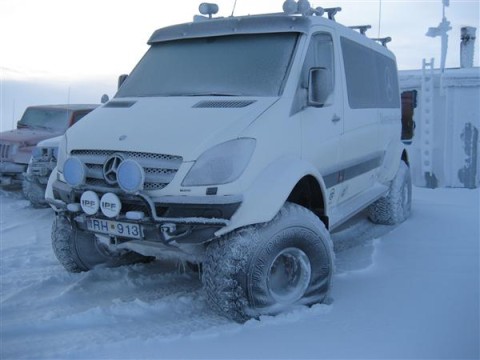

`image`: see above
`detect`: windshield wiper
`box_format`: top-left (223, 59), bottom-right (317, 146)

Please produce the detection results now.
top-left (167, 92), bottom-right (244, 97)
top-left (32, 125), bottom-right (51, 130)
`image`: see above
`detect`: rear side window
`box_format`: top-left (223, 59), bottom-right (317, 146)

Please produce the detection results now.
top-left (341, 37), bottom-right (399, 109)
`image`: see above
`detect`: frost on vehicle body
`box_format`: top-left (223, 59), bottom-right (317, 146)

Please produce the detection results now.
top-left (0, 104), bottom-right (97, 188)
top-left (46, 1), bottom-right (411, 321)
top-left (23, 136), bottom-right (62, 207)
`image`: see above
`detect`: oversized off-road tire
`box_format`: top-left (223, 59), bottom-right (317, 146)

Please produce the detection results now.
top-left (52, 215), bottom-right (146, 273)
top-left (368, 161), bottom-right (412, 225)
top-left (22, 178), bottom-right (48, 208)
top-left (202, 202), bottom-right (334, 322)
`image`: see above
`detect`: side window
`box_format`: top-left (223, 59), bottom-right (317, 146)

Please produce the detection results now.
top-left (376, 53), bottom-right (400, 108)
top-left (292, 32), bottom-right (334, 113)
top-left (72, 110), bottom-right (91, 124)
top-left (341, 37), bottom-right (400, 109)
top-left (341, 37), bottom-right (376, 108)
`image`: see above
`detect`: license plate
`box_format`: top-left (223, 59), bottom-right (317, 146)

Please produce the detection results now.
top-left (86, 218), bottom-right (143, 239)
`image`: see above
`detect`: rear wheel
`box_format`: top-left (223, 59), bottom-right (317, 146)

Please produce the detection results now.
top-left (203, 202), bottom-right (334, 322)
top-left (368, 161), bottom-right (412, 225)
top-left (52, 214), bottom-right (145, 272)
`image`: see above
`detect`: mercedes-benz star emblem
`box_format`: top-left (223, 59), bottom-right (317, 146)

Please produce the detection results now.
top-left (103, 153), bottom-right (125, 185)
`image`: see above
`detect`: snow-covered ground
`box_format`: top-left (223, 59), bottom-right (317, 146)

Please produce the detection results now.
top-left (1, 187), bottom-right (478, 359)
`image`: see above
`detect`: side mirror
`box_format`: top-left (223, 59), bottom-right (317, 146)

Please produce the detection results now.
top-left (308, 67), bottom-right (333, 107)
top-left (100, 94), bottom-right (109, 104)
top-left (118, 74), bottom-right (128, 90)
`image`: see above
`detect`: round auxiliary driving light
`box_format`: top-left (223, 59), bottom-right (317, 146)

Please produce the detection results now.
top-left (297, 0), bottom-right (311, 15)
top-left (117, 159), bottom-right (145, 193)
top-left (63, 157), bottom-right (86, 187)
top-left (199, 3), bottom-right (219, 17)
top-left (100, 193), bottom-right (122, 218)
top-left (80, 191), bottom-right (100, 215)
top-left (283, 0), bottom-right (298, 14)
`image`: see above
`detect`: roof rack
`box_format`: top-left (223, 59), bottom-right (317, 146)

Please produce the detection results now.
top-left (371, 37), bottom-right (392, 47)
top-left (349, 25), bottom-right (372, 35)
top-left (324, 7), bottom-right (342, 21)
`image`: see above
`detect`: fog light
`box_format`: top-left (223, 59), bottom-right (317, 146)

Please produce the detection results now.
top-left (63, 157), bottom-right (86, 187)
top-left (100, 193), bottom-right (122, 218)
top-left (67, 203), bottom-right (81, 212)
top-left (117, 159), bottom-right (145, 193)
top-left (126, 211), bottom-right (145, 220)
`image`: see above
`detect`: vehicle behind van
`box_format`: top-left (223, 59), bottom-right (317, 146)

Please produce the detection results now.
top-left (23, 136), bottom-right (62, 207)
top-left (0, 104), bottom-right (97, 188)
top-left (46, 1), bottom-right (411, 322)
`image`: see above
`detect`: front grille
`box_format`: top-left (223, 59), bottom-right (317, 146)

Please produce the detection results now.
top-left (0, 143), bottom-right (12, 161)
top-left (71, 149), bottom-right (183, 191)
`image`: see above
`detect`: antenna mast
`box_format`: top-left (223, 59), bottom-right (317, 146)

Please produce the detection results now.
top-left (426, 0), bottom-right (452, 74)
top-left (377, 0), bottom-right (382, 38)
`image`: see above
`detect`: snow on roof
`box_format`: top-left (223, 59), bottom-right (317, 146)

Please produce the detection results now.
top-left (147, 13), bottom-right (396, 59)
top-left (399, 67), bottom-right (480, 88)
top-left (27, 104), bottom-right (99, 111)
top-left (148, 15), bottom-right (313, 44)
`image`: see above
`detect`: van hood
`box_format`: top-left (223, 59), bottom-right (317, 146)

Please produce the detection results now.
top-left (66, 97), bottom-right (277, 161)
top-left (37, 135), bottom-right (63, 148)
top-left (0, 128), bottom-right (61, 147)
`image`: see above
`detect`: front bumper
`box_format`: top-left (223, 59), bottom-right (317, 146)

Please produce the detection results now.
top-left (0, 162), bottom-right (27, 185)
top-left (50, 180), bottom-right (241, 245)
top-left (25, 160), bottom-right (56, 184)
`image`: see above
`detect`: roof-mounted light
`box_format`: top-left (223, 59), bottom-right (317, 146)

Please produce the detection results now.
top-left (297, 0), bottom-right (312, 15)
top-left (283, 0), bottom-right (298, 15)
top-left (199, 3), bottom-right (219, 18)
top-left (283, 0), bottom-right (324, 17)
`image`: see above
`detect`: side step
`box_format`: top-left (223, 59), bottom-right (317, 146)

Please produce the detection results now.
top-left (328, 183), bottom-right (388, 231)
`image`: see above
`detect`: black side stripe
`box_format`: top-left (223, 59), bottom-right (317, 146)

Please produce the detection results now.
top-left (324, 153), bottom-right (385, 188)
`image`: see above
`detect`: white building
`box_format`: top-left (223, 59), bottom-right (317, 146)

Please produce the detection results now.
top-left (399, 27), bottom-right (479, 189)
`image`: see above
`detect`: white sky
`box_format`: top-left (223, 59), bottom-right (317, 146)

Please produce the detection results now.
top-left (0, 0), bottom-right (479, 80)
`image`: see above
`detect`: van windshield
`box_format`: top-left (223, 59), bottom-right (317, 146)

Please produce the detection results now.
top-left (18, 108), bottom-right (71, 131)
top-left (116, 33), bottom-right (298, 98)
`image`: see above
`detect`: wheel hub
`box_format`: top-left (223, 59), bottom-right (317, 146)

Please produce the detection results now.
top-left (267, 247), bottom-right (312, 304)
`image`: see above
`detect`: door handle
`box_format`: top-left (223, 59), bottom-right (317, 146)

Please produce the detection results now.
top-left (332, 114), bottom-right (341, 123)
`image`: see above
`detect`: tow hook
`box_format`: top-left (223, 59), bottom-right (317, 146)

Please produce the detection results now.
top-left (160, 223), bottom-right (192, 242)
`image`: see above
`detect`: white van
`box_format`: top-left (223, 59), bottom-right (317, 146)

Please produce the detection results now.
top-left (46, 1), bottom-right (411, 321)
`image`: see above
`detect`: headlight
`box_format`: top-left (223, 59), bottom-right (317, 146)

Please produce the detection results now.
top-left (52, 147), bottom-right (59, 160)
top-left (31, 147), bottom-right (43, 160)
top-left (32, 146), bottom-right (57, 161)
top-left (8, 144), bottom-right (19, 157)
top-left (56, 137), bottom-right (67, 173)
top-left (182, 138), bottom-right (256, 186)
top-left (117, 159), bottom-right (145, 193)
top-left (63, 157), bottom-right (86, 187)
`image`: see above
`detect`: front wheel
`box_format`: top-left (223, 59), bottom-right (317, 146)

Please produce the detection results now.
top-left (202, 203), bottom-right (334, 322)
top-left (51, 215), bottom-right (145, 272)
top-left (22, 177), bottom-right (48, 208)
